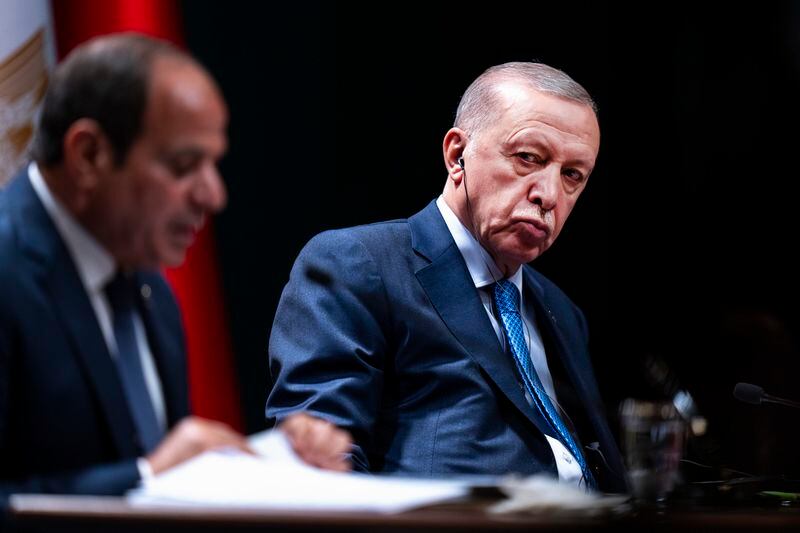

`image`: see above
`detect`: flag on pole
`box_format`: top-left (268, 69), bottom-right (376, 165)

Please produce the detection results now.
top-left (50, 0), bottom-right (243, 431)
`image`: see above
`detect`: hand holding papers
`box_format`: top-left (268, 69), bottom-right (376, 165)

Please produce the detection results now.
top-left (277, 412), bottom-right (352, 472)
top-left (128, 430), bottom-right (469, 513)
top-left (131, 430), bottom-right (628, 515)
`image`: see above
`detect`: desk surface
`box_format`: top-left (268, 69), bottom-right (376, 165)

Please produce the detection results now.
top-left (9, 494), bottom-right (800, 532)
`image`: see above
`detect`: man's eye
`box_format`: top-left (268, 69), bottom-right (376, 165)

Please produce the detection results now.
top-left (169, 158), bottom-right (201, 177)
top-left (517, 152), bottom-right (543, 164)
top-left (563, 168), bottom-right (586, 183)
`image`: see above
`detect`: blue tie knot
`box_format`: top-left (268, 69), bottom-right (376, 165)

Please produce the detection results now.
top-left (493, 279), bottom-right (520, 315)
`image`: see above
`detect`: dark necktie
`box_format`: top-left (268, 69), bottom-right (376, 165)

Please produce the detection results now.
top-left (493, 279), bottom-right (595, 488)
top-left (105, 272), bottom-right (163, 453)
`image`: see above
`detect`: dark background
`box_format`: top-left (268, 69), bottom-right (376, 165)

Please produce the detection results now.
top-left (181, 2), bottom-right (800, 478)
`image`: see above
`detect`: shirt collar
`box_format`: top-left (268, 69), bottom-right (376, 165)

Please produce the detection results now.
top-left (436, 195), bottom-right (523, 293)
top-left (28, 162), bottom-right (117, 293)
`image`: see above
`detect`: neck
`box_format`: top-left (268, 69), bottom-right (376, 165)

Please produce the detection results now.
top-left (38, 164), bottom-right (79, 215)
top-left (39, 162), bottom-right (129, 268)
top-left (441, 185), bottom-right (520, 278)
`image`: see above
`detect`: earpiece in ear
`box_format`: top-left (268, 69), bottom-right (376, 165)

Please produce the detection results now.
top-left (457, 157), bottom-right (464, 169)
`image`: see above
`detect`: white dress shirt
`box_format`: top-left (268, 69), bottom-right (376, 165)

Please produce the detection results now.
top-left (29, 162), bottom-right (166, 478)
top-left (436, 196), bottom-right (582, 485)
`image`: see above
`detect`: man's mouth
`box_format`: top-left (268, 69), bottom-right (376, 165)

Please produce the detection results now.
top-left (172, 221), bottom-right (202, 245)
top-left (514, 218), bottom-right (551, 241)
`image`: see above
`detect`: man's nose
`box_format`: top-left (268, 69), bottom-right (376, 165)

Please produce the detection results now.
top-left (192, 164), bottom-right (227, 213)
top-left (527, 166), bottom-right (559, 211)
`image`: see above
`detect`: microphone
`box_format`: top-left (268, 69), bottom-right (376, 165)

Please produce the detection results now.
top-left (733, 382), bottom-right (800, 410)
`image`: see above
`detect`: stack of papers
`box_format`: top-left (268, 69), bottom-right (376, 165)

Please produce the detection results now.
top-left (128, 430), bottom-right (470, 513)
top-left (491, 476), bottom-right (630, 516)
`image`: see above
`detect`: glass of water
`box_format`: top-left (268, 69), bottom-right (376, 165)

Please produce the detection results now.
top-left (620, 399), bottom-right (687, 502)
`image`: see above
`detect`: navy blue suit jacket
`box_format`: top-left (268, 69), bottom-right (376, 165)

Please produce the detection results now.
top-left (267, 200), bottom-right (627, 492)
top-left (0, 169), bottom-right (190, 505)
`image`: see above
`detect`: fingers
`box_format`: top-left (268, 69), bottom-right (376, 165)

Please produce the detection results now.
top-left (146, 416), bottom-right (248, 474)
top-left (147, 414), bottom-right (352, 476)
top-left (279, 413), bottom-right (353, 472)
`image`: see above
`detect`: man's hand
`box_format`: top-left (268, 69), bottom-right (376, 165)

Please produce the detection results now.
top-left (146, 416), bottom-right (250, 475)
top-left (279, 413), bottom-right (352, 472)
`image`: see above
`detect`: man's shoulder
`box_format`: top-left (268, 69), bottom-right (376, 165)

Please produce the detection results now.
top-left (0, 171), bottom-right (57, 286)
top-left (0, 176), bottom-right (19, 243)
top-left (288, 217), bottom-right (420, 289)
top-left (303, 217), bottom-right (412, 257)
top-left (523, 265), bottom-right (581, 312)
top-left (320, 217), bottom-right (410, 240)
top-left (0, 195), bottom-right (27, 279)
top-left (0, 167), bottom-right (41, 265)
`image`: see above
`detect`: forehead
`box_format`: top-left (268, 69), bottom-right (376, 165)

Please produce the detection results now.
top-left (484, 83), bottom-right (600, 155)
top-left (139, 57), bottom-right (228, 148)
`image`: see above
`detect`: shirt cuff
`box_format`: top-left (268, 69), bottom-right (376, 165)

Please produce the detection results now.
top-left (137, 457), bottom-right (155, 482)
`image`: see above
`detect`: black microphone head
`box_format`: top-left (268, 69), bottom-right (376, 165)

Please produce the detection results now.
top-left (734, 382), bottom-right (765, 405)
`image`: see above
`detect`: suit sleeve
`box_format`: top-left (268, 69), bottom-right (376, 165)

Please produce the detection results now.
top-left (266, 230), bottom-right (391, 472)
top-left (0, 460), bottom-right (140, 504)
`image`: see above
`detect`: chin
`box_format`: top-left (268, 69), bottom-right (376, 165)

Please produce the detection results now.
top-left (509, 242), bottom-right (547, 263)
top-left (149, 246), bottom-right (184, 269)
top-left (523, 239), bottom-right (553, 261)
top-left (162, 253), bottom-right (188, 269)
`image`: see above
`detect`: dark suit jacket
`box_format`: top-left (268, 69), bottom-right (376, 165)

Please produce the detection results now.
top-left (267, 200), bottom-right (627, 492)
top-left (0, 169), bottom-right (190, 506)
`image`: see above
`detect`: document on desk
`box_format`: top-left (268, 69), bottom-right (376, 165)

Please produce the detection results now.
top-left (127, 430), bottom-right (470, 513)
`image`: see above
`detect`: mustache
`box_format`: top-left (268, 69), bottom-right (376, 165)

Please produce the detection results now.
top-left (521, 206), bottom-right (554, 229)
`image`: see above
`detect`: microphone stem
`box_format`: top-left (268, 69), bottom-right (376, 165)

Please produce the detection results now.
top-left (763, 394), bottom-right (800, 410)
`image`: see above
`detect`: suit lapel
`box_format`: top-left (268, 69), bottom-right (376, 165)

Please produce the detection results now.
top-left (522, 268), bottom-right (604, 423)
top-left (523, 267), bottom-right (629, 491)
top-left (410, 201), bottom-right (558, 440)
top-left (523, 267), bottom-right (599, 416)
top-left (10, 171), bottom-right (140, 458)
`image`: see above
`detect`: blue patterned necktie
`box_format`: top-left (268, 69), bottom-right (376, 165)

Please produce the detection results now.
top-left (105, 272), bottom-right (163, 453)
top-left (493, 279), bottom-right (595, 489)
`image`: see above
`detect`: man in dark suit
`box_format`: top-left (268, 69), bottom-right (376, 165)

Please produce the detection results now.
top-left (267, 62), bottom-right (627, 492)
top-left (0, 34), bottom-right (350, 507)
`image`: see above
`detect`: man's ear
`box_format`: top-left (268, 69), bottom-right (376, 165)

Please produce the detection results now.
top-left (62, 118), bottom-right (115, 191)
top-left (442, 127), bottom-right (467, 184)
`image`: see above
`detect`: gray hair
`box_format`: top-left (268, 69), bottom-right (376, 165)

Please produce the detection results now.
top-left (454, 62), bottom-right (597, 137)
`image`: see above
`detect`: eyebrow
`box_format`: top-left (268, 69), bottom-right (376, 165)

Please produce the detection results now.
top-left (504, 137), bottom-right (595, 169)
top-left (160, 144), bottom-right (227, 162)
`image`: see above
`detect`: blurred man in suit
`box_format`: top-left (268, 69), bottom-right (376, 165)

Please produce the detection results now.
top-left (0, 34), bottom-right (350, 507)
top-left (267, 62), bottom-right (626, 492)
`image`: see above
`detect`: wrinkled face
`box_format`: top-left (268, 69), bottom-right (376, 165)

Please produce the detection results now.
top-left (462, 84), bottom-right (600, 273)
top-left (93, 57), bottom-right (228, 269)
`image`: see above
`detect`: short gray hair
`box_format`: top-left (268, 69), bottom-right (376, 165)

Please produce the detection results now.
top-left (454, 62), bottom-right (597, 137)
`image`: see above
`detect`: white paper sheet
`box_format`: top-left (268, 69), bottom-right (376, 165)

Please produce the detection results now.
top-left (127, 430), bottom-right (469, 513)
top-left (490, 475), bottom-right (630, 516)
